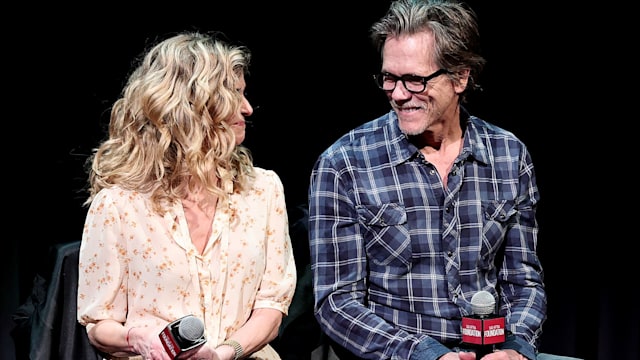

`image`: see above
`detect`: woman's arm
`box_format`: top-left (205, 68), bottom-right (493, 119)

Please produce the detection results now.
top-left (216, 308), bottom-right (283, 359)
top-left (87, 319), bottom-right (132, 356)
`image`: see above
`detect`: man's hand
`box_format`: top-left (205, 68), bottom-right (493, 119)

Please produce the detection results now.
top-left (438, 349), bottom-right (527, 360)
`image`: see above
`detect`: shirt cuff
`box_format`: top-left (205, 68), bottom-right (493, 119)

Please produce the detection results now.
top-left (497, 333), bottom-right (537, 360)
top-left (409, 337), bottom-right (451, 360)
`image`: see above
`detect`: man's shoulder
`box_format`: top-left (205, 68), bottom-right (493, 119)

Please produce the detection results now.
top-left (323, 112), bottom-right (394, 155)
top-left (468, 115), bottom-right (519, 140)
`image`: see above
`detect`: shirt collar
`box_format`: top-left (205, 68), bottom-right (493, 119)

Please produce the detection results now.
top-left (386, 106), bottom-right (490, 166)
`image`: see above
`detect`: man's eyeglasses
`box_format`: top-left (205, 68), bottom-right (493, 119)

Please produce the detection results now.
top-left (373, 68), bottom-right (450, 93)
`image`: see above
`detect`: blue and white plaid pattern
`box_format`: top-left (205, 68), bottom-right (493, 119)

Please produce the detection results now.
top-left (309, 109), bottom-right (546, 360)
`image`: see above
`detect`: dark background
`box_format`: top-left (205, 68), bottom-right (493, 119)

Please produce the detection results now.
top-left (2, 2), bottom-right (635, 360)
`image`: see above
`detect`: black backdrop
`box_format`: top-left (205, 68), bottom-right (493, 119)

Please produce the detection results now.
top-left (3, 2), bottom-right (636, 360)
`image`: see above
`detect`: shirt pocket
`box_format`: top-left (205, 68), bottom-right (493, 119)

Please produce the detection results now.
top-left (480, 199), bottom-right (517, 268)
top-left (356, 203), bottom-right (411, 268)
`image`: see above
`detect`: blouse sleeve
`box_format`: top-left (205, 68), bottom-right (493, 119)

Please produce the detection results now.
top-left (253, 170), bottom-right (297, 315)
top-left (77, 188), bottom-right (129, 330)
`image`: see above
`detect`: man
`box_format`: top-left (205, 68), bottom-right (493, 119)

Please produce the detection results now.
top-left (308, 1), bottom-right (546, 359)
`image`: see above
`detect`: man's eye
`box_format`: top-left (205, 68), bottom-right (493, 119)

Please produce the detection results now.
top-left (382, 75), bottom-right (397, 83)
top-left (403, 75), bottom-right (423, 84)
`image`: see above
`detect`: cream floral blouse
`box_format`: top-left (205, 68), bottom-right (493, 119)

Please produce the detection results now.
top-left (77, 168), bottom-right (297, 359)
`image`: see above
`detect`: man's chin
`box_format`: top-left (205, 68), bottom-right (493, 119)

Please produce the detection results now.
top-left (398, 120), bottom-right (426, 136)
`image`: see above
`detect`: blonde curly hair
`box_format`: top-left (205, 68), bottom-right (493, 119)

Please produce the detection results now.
top-left (84, 31), bottom-right (255, 215)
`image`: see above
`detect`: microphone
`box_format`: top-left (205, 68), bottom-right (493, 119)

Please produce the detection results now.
top-left (461, 290), bottom-right (506, 359)
top-left (159, 315), bottom-right (207, 359)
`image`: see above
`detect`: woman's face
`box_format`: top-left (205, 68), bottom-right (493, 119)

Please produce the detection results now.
top-left (228, 73), bottom-right (253, 145)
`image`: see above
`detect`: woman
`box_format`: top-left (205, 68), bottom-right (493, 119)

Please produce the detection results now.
top-left (77, 31), bottom-right (297, 360)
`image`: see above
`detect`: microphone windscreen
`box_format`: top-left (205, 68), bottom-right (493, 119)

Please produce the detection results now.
top-left (470, 290), bottom-right (495, 316)
top-left (178, 315), bottom-right (205, 341)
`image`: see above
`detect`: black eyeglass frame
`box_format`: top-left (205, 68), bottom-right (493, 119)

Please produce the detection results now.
top-left (373, 68), bottom-right (451, 93)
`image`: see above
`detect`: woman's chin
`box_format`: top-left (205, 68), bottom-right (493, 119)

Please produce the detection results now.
top-left (234, 132), bottom-right (246, 145)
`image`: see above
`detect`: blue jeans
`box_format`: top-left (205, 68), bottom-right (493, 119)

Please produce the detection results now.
top-left (537, 353), bottom-right (583, 360)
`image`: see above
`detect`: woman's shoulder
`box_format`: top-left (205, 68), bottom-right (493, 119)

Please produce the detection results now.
top-left (252, 167), bottom-right (281, 180)
top-left (250, 167), bottom-right (285, 190)
top-left (95, 185), bottom-right (139, 197)
top-left (92, 186), bottom-right (150, 205)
